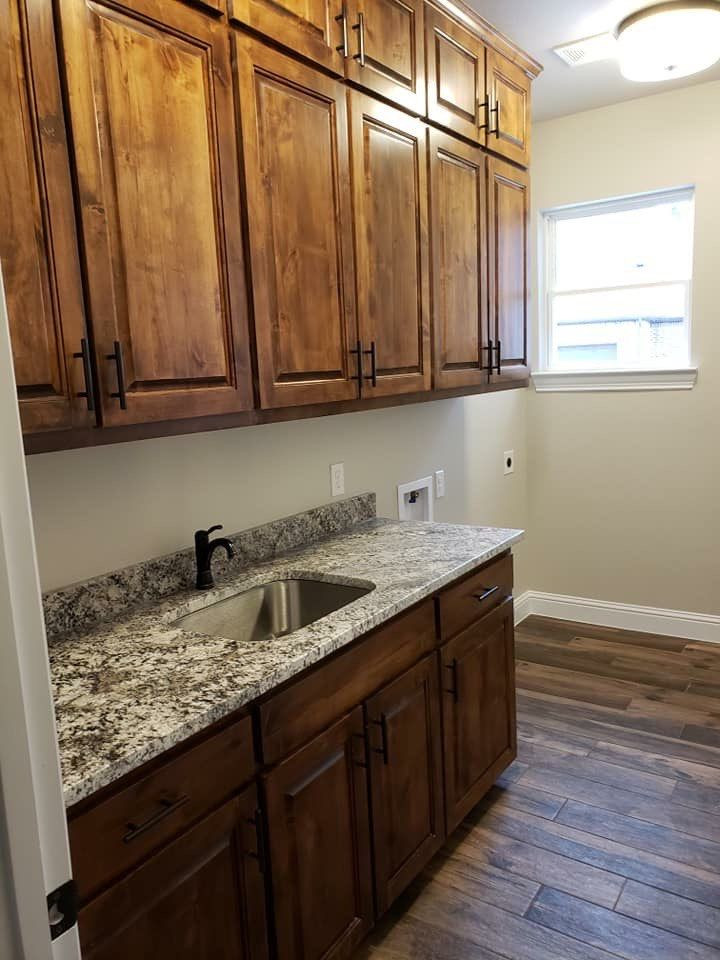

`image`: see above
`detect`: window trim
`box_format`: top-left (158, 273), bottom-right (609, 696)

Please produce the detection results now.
top-left (535, 186), bottom-right (696, 391)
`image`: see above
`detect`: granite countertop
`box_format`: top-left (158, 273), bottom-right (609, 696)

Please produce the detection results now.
top-left (50, 517), bottom-right (522, 807)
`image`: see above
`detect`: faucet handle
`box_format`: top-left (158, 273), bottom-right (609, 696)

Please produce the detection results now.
top-left (207, 524), bottom-right (223, 536)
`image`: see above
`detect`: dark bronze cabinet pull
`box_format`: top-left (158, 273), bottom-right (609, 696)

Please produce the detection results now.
top-left (474, 585), bottom-right (500, 603)
top-left (444, 660), bottom-right (459, 704)
top-left (352, 11), bottom-right (365, 66)
top-left (335, 6), bottom-right (349, 55)
top-left (365, 341), bottom-right (377, 387)
top-left (477, 97), bottom-right (490, 130)
top-left (352, 730), bottom-right (369, 768)
top-left (490, 100), bottom-right (501, 137)
top-left (369, 715), bottom-right (390, 765)
top-left (73, 338), bottom-right (95, 412)
top-left (245, 809), bottom-right (267, 874)
top-left (107, 340), bottom-right (127, 410)
top-left (350, 340), bottom-right (363, 383)
top-left (485, 338), bottom-right (495, 374)
top-left (496, 339), bottom-right (502, 375)
top-left (123, 794), bottom-right (189, 843)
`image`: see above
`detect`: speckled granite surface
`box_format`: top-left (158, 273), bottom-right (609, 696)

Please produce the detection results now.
top-left (43, 493), bottom-right (377, 645)
top-left (50, 516), bottom-right (522, 808)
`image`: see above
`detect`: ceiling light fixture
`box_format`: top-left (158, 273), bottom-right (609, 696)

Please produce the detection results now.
top-left (615, 0), bottom-right (720, 82)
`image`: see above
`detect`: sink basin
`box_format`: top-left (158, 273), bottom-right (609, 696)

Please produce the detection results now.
top-left (172, 578), bottom-right (373, 643)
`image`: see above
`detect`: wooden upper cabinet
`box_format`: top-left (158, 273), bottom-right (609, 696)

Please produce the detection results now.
top-left (441, 598), bottom-right (516, 833)
top-left (344, 0), bottom-right (425, 115)
top-left (366, 655), bottom-right (444, 915)
top-left (228, 0), bottom-right (345, 74)
top-left (425, 5), bottom-right (486, 145)
top-left (265, 708), bottom-right (374, 960)
top-left (235, 38), bottom-right (359, 409)
top-left (488, 157), bottom-right (529, 383)
top-left (78, 789), bottom-right (269, 960)
top-left (487, 48), bottom-right (531, 167)
top-left (429, 130), bottom-right (488, 390)
top-left (1, 0), bottom-right (93, 434)
top-left (56, 0), bottom-right (253, 426)
top-left (349, 93), bottom-right (431, 398)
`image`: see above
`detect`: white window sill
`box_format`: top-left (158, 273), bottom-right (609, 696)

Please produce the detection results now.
top-left (532, 367), bottom-right (698, 393)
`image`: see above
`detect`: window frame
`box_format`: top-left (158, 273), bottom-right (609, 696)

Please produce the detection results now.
top-left (535, 186), bottom-right (698, 393)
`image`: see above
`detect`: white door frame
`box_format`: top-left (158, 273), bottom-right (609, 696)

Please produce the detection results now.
top-left (0, 270), bottom-right (80, 959)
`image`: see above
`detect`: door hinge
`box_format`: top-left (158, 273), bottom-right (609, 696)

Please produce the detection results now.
top-left (47, 879), bottom-right (78, 941)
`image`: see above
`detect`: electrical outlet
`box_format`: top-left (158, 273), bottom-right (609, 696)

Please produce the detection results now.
top-left (504, 451), bottom-right (515, 476)
top-left (435, 470), bottom-right (446, 498)
top-left (330, 462), bottom-right (345, 497)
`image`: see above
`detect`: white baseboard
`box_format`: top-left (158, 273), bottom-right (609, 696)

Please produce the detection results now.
top-left (514, 590), bottom-right (720, 645)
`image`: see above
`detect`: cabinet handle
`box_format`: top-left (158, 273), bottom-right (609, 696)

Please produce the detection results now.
top-left (245, 809), bottom-right (267, 874)
top-left (123, 794), bottom-right (189, 843)
top-left (365, 340), bottom-right (377, 387)
top-left (352, 11), bottom-right (366, 66)
top-left (350, 340), bottom-right (363, 383)
top-left (490, 100), bottom-right (501, 137)
top-left (370, 715), bottom-right (390, 765)
top-left (444, 660), bottom-right (459, 704)
top-left (485, 338), bottom-right (495, 374)
top-left (107, 340), bottom-right (127, 410)
top-left (477, 97), bottom-right (490, 130)
top-left (335, 6), bottom-right (349, 55)
top-left (73, 338), bottom-right (95, 412)
top-left (352, 730), bottom-right (369, 768)
top-left (496, 339), bottom-right (502, 375)
top-left (474, 585), bottom-right (500, 603)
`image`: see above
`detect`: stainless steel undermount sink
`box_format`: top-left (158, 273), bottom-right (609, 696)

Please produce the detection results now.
top-left (172, 578), bottom-right (373, 643)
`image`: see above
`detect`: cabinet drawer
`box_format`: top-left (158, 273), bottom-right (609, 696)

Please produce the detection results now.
top-left (69, 713), bottom-right (255, 903)
top-left (437, 552), bottom-right (512, 642)
top-left (258, 600), bottom-right (436, 765)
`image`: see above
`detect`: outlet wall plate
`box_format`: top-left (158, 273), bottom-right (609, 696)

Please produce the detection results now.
top-left (330, 462), bottom-right (345, 496)
top-left (504, 451), bottom-right (515, 476)
top-left (435, 470), bottom-right (446, 498)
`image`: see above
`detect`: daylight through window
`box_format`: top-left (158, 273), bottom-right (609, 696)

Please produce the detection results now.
top-left (543, 188), bottom-right (695, 371)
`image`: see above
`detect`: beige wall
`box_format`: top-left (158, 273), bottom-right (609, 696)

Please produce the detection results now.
top-left (527, 80), bottom-right (720, 615)
top-left (27, 390), bottom-right (529, 593)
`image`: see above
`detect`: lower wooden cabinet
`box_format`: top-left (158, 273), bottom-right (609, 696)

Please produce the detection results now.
top-left (441, 597), bottom-right (516, 833)
top-left (77, 786), bottom-right (269, 960)
top-left (366, 654), bottom-right (444, 914)
top-left (264, 707), bottom-right (374, 960)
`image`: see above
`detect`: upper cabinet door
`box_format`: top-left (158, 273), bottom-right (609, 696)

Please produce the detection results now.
top-left (57, 0), bottom-right (253, 426)
top-left (425, 5), bottom-right (486, 145)
top-left (228, 0), bottom-right (345, 75)
top-left (486, 48), bottom-right (531, 167)
top-left (235, 38), bottom-right (359, 409)
top-left (1, 0), bottom-right (93, 434)
top-left (349, 93), bottom-right (431, 398)
top-left (429, 130), bottom-right (488, 390)
top-left (344, 0), bottom-right (425, 115)
top-left (488, 157), bottom-right (529, 383)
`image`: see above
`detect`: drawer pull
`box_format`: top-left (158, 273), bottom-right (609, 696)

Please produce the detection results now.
top-left (123, 794), bottom-right (189, 843)
top-left (444, 660), bottom-right (459, 703)
top-left (369, 715), bottom-right (390, 765)
top-left (474, 585), bottom-right (500, 603)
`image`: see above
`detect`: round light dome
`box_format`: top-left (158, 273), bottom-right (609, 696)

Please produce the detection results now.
top-left (616, 1), bottom-right (720, 82)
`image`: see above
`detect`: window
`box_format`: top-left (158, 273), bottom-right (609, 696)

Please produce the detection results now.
top-left (539, 188), bottom-right (696, 388)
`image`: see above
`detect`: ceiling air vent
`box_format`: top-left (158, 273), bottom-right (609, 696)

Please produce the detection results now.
top-left (553, 32), bottom-right (618, 67)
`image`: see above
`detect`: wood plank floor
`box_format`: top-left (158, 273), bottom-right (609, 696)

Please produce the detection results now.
top-left (359, 615), bottom-right (720, 960)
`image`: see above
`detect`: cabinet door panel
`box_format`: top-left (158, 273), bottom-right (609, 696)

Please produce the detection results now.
top-left (236, 39), bottom-right (359, 408)
top-left (487, 49), bottom-right (530, 167)
top-left (345, 0), bottom-right (424, 115)
top-left (78, 788), bottom-right (269, 960)
top-left (1, 0), bottom-right (92, 433)
top-left (349, 93), bottom-right (430, 397)
top-left (265, 708), bottom-right (373, 960)
top-left (58, 0), bottom-right (252, 425)
top-left (488, 157), bottom-right (529, 383)
top-left (229, 0), bottom-right (345, 75)
top-left (425, 6), bottom-right (486, 144)
top-left (429, 130), bottom-right (488, 390)
top-left (442, 598), bottom-right (516, 833)
top-left (367, 655), bottom-right (444, 914)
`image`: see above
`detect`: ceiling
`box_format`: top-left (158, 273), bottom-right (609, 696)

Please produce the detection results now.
top-left (468, 0), bottom-right (720, 120)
